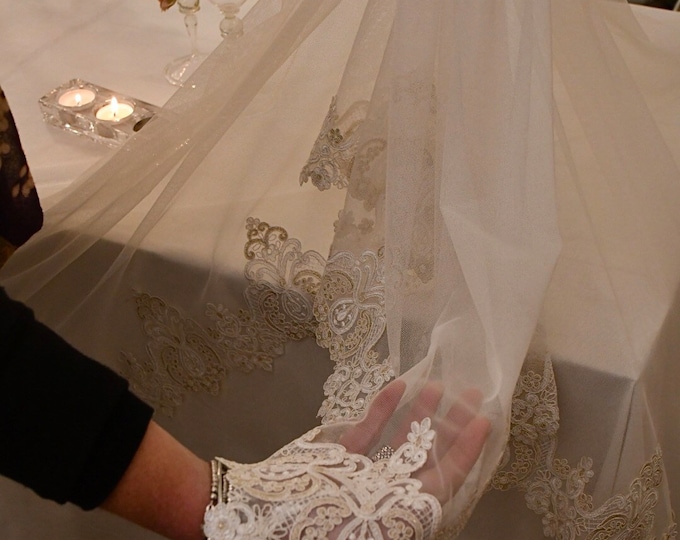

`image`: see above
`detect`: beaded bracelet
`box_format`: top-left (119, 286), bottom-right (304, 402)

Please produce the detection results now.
top-left (208, 458), bottom-right (233, 508)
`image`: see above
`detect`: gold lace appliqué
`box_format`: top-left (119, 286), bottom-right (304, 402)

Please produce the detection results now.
top-left (313, 248), bottom-right (394, 425)
top-left (299, 97), bottom-right (363, 191)
top-left (300, 97), bottom-right (386, 202)
top-left (298, 97), bottom-right (393, 424)
top-left (490, 355), bottom-right (677, 540)
top-left (121, 218), bottom-right (326, 415)
top-left (203, 419), bottom-right (442, 540)
top-left (122, 212), bottom-right (392, 422)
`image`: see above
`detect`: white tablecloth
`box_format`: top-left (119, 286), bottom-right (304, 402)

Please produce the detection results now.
top-left (0, 0), bottom-right (226, 199)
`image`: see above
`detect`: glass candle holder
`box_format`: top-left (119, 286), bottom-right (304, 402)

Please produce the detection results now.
top-left (39, 79), bottom-right (162, 147)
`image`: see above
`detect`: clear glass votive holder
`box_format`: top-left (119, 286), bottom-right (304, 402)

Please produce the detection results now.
top-left (39, 79), bottom-right (161, 147)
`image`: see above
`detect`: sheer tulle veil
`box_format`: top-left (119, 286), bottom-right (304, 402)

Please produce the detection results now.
top-left (2, 0), bottom-right (680, 537)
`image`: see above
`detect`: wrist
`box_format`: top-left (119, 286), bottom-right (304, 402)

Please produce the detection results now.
top-left (102, 421), bottom-right (211, 540)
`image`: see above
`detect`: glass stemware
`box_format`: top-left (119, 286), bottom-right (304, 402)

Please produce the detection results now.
top-left (210, 1), bottom-right (247, 40)
top-left (164, 0), bottom-right (206, 86)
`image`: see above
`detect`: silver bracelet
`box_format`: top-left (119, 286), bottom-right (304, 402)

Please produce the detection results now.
top-left (208, 458), bottom-right (233, 508)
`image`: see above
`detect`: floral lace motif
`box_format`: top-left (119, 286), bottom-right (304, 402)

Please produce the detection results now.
top-left (121, 218), bottom-right (326, 415)
top-left (490, 355), bottom-right (677, 540)
top-left (313, 248), bottom-right (393, 425)
top-left (203, 418), bottom-right (442, 540)
top-left (299, 97), bottom-right (363, 191)
top-left (300, 97), bottom-right (386, 202)
top-left (298, 97), bottom-right (393, 424)
top-left (122, 212), bottom-right (391, 422)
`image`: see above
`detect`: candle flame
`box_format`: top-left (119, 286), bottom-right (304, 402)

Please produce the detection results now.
top-left (111, 96), bottom-right (119, 118)
top-left (75, 93), bottom-right (82, 107)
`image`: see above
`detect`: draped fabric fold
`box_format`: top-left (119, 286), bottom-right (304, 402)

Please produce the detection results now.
top-left (1, 0), bottom-right (679, 538)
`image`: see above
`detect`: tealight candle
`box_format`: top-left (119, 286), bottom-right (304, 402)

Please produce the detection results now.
top-left (58, 88), bottom-right (96, 109)
top-left (95, 97), bottom-right (134, 122)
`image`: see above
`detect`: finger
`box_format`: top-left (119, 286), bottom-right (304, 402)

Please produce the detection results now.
top-left (340, 379), bottom-right (407, 454)
top-left (418, 415), bottom-right (491, 503)
top-left (433, 388), bottom-right (483, 459)
top-left (389, 382), bottom-right (444, 446)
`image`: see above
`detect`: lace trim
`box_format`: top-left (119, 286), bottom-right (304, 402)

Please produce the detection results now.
top-left (298, 97), bottom-right (392, 424)
top-left (122, 212), bottom-right (391, 422)
top-left (204, 419), bottom-right (442, 540)
top-left (313, 248), bottom-right (394, 425)
top-left (300, 97), bottom-right (386, 206)
top-left (433, 496), bottom-right (481, 540)
top-left (491, 355), bottom-right (677, 540)
top-left (299, 97), bottom-right (364, 191)
top-left (121, 218), bottom-right (326, 415)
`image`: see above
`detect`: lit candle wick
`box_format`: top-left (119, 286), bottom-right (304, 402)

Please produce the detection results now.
top-left (74, 93), bottom-right (82, 107)
top-left (111, 96), bottom-right (119, 119)
top-left (95, 96), bottom-right (133, 122)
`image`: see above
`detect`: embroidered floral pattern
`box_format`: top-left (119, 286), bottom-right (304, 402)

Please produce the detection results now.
top-left (242, 218), bottom-right (325, 340)
top-left (333, 209), bottom-right (375, 242)
top-left (123, 213), bottom-right (392, 421)
top-left (490, 355), bottom-right (677, 540)
top-left (299, 97), bottom-right (364, 191)
top-left (203, 419), bottom-right (442, 540)
top-left (121, 218), bottom-right (326, 415)
top-left (121, 295), bottom-right (225, 415)
top-left (313, 248), bottom-right (393, 425)
top-left (490, 355), bottom-right (559, 492)
top-left (299, 97), bottom-right (393, 424)
top-left (300, 97), bottom-right (386, 205)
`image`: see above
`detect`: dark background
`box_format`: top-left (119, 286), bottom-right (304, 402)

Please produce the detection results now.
top-left (629, 0), bottom-right (676, 8)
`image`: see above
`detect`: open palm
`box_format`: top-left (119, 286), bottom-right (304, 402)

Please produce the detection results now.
top-left (339, 379), bottom-right (490, 503)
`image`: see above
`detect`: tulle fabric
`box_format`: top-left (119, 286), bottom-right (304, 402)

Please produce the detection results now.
top-left (1, 0), bottom-right (679, 537)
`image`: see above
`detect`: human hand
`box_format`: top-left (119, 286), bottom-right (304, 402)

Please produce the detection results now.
top-left (203, 379), bottom-right (488, 540)
top-left (339, 379), bottom-right (491, 503)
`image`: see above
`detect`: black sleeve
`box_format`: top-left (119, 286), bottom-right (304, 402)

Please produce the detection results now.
top-left (0, 86), bottom-right (43, 249)
top-left (0, 287), bottom-right (154, 510)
